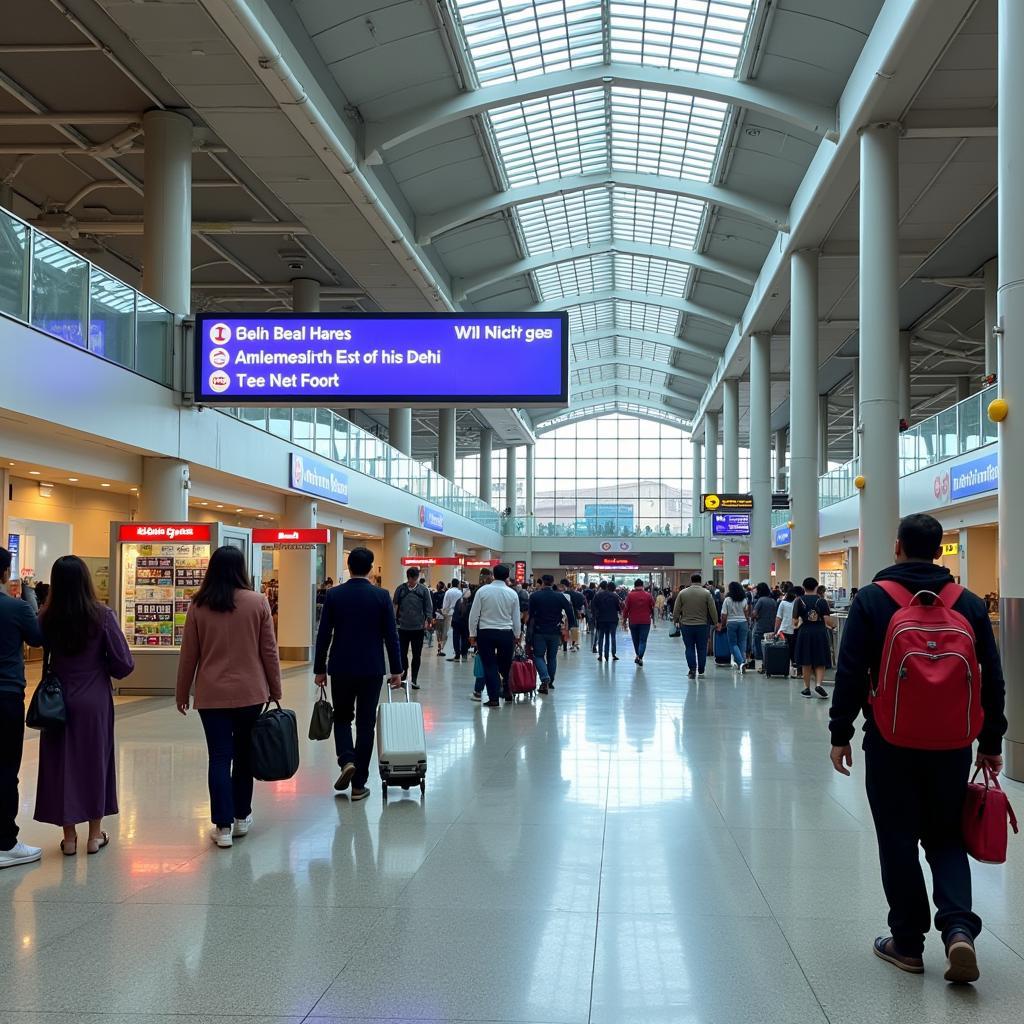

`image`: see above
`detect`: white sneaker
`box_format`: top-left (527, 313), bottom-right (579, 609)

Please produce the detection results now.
top-left (210, 827), bottom-right (233, 849)
top-left (0, 842), bottom-right (42, 869)
top-left (231, 815), bottom-right (253, 838)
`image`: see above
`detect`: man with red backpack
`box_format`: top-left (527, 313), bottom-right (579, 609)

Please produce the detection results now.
top-left (829, 513), bottom-right (1006, 984)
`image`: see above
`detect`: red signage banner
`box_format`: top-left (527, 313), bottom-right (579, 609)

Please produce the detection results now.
top-left (514, 560), bottom-right (527, 585)
top-left (713, 556), bottom-right (724, 568)
top-left (401, 556), bottom-right (463, 566)
top-left (595, 556), bottom-right (636, 567)
top-left (118, 524), bottom-right (211, 543)
top-left (464, 559), bottom-right (501, 568)
top-left (738, 554), bottom-right (750, 569)
top-left (252, 528), bottom-right (330, 545)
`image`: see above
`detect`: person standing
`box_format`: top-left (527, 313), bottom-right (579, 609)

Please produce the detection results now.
top-left (432, 580), bottom-right (447, 656)
top-left (177, 546), bottom-right (281, 846)
top-left (794, 576), bottom-right (834, 698)
top-left (469, 564), bottom-right (521, 707)
top-left (561, 580), bottom-right (585, 652)
top-left (449, 586), bottom-right (472, 663)
top-left (393, 566), bottom-right (433, 690)
top-left (528, 575), bottom-right (575, 694)
top-left (672, 574), bottom-right (719, 679)
top-left (829, 514), bottom-right (1007, 984)
top-left (751, 581), bottom-right (779, 672)
top-left (622, 579), bottom-right (655, 666)
top-left (315, 547), bottom-right (402, 801)
top-left (719, 581), bottom-right (750, 672)
top-left (0, 546), bottom-right (43, 869)
top-left (591, 581), bottom-right (621, 662)
top-left (774, 585), bottom-right (799, 678)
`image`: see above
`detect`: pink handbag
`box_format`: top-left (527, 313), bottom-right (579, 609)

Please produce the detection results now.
top-left (962, 766), bottom-right (1018, 864)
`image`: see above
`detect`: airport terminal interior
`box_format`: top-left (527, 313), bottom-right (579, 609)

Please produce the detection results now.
top-left (1, 0), bottom-right (1023, 1020)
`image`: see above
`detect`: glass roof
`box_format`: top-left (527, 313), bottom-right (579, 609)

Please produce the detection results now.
top-left (537, 400), bottom-right (691, 430)
top-left (534, 253), bottom-right (689, 301)
top-left (566, 299), bottom-right (680, 336)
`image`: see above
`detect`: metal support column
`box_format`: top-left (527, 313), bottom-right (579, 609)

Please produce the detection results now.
top-left (525, 444), bottom-right (535, 516)
top-left (774, 428), bottom-right (787, 492)
top-left (898, 334), bottom-right (912, 426)
top-left (817, 393), bottom-right (830, 476)
top-left (985, 258), bottom-right (998, 378)
top-left (277, 495), bottom-right (317, 661)
top-left (389, 408), bottom-right (412, 456)
top-left (703, 412), bottom-right (719, 494)
top-left (291, 278), bottom-right (320, 313)
top-left (852, 357), bottom-right (862, 460)
top-left (722, 378), bottom-right (740, 491)
top-left (382, 523), bottom-right (411, 593)
top-left (438, 408), bottom-right (456, 480)
top-left (749, 332), bottom-right (772, 583)
top-left (139, 458), bottom-right (190, 521)
top-left (479, 428), bottom-right (493, 504)
top-left (505, 446), bottom-right (518, 514)
top-left (790, 248), bottom-right (820, 582)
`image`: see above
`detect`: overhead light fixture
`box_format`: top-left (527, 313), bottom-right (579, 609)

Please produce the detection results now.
top-left (256, 514), bottom-right (264, 518)
top-left (68, 477), bottom-right (78, 483)
top-left (215, 504), bottom-right (224, 509)
top-left (200, 502), bottom-right (208, 506)
top-left (101, 483), bottom-right (111, 488)
top-left (29, 470), bottom-right (40, 476)
top-left (39, 482), bottom-right (54, 498)
top-left (234, 508), bottom-right (243, 513)
top-left (7, 462), bottom-right (14, 467)
top-left (130, 487), bottom-right (138, 492)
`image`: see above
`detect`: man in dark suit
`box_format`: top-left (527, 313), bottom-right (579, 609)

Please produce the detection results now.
top-left (314, 547), bottom-right (402, 801)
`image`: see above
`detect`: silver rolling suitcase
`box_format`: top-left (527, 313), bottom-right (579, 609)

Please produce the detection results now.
top-left (376, 680), bottom-right (427, 798)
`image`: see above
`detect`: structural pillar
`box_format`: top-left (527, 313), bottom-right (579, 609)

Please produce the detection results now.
top-left (0, 468), bottom-right (9, 548)
top-left (434, 537), bottom-right (457, 561)
top-left (139, 457), bottom-right (189, 521)
top-left (851, 358), bottom-right (862, 460)
top-left (277, 495), bottom-right (317, 661)
top-left (722, 378), bottom-right (740, 491)
top-left (692, 437), bottom-right (706, 572)
top-left (505, 445), bottom-right (518, 514)
top-left (985, 257), bottom-right (998, 378)
top-left (291, 277), bottom-right (320, 313)
top-left (389, 408), bottom-right (412, 455)
top-left (898, 334), bottom-right (912, 426)
top-left (998, 0), bottom-right (1024, 779)
top-left (437, 408), bottom-right (456, 480)
top-left (382, 523), bottom-right (411, 594)
top-left (749, 333), bottom-right (772, 583)
top-left (703, 412), bottom-right (719, 493)
top-left (774, 428), bottom-right (787, 492)
top-left (790, 248), bottom-right (820, 582)
top-left (525, 443), bottom-right (535, 516)
top-left (817, 393), bottom-right (830, 475)
top-left (479, 427), bottom-right (493, 504)
top-left (324, 527), bottom-right (344, 584)
top-left (142, 110), bottom-right (192, 315)
top-left (858, 123), bottom-right (902, 583)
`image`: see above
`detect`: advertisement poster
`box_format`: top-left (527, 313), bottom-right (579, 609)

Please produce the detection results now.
top-left (121, 543), bottom-right (210, 648)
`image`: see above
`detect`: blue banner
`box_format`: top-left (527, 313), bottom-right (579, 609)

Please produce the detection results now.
top-left (419, 504), bottom-right (444, 533)
top-left (289, 453), bottom-right (349, 505)
top-left (712, 513), bottom-right (750, 536)
top-left (950, 450), bottom-right (998, 501)
top-left (772, 525), bottom-right (792, 547)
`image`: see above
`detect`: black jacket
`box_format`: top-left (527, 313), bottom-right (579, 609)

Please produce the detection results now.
top-left (830, 561), bottom-right (1006, 755)
top-left (591, 590), bottom-right (621, 626)
top-left (314, 578), bottom-right (402, 678)
top-left (528, 587), bottom-right (576, 634)
top-left (0, 592), bottom-right (43, 695)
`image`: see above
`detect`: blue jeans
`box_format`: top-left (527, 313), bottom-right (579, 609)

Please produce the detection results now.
top-left (726, 620), bottom-right (749, 668)
top-left (198, 704), bottom-right (262, 827)
top-left (681, 624), bottom-right (707, 674)
top-left (630, 623), bottom-right (651, 658)
top-left (532, 631), bottom-right (560, 684)
top-left (597, 624), bottom-right (617, 658)
top-left (331, 674), bottom-right (384, 789)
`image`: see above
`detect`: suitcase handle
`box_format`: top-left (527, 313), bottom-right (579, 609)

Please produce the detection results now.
top-left (386, 679), bottom-right (411, 703)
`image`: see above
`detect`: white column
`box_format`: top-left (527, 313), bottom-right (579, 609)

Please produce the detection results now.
top-left (277, 495), bottom-right (316, 660)
top-left (291, 277), bottom-right (321, 313)
top-left (817, 393), bottom-right (830, 475)
top-left (142, 110), bottom-right (192, 315)
top-left (898, 333), bottom-right (912, 425)
top-left (139, 457), bottom-right (189, 521)
top-left (437, 408), bottom-right (456, 480)
top-left (858, 123), bottom-right (902, 583)
top-left (505, 445), bottom-right (518, 514)
top-left (324, 528), bottom-right (344, 583)
top-left (790, 248), bottom-right (820, 582)
top-left (749, 332), bottom-right (772, 583)
top-left (692, 437), bottom-right (707, 574)
top-left (382, 523), bottom-right (411, 593)
top-left (479, 427), bottom-right (493, 504)
top-left (998, 0), bottom-right (1024, 780)
top-left (722, 378), bottom-right (740, 491)
top-left (774, 428), bottom-right (787, 491)
top-left (389, 408), bottom-right (412, 455)
top-left (703, 412), bottom-right (719, 493)
top-left (852, 358), bottom-right (862, 459)
top-left (434, 537), bottom-right (457, 560)
top-left (985, 257), bottom-right (998, 378)
top-left (525, 443), bottom-right (535, 516)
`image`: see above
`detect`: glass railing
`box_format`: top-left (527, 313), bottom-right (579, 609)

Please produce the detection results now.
top-left (502, 515), bottom-right (696, 538)
top-left (0, 205), bottom-right (174, 385)
top-left (818, 459), bottom-right (861, 508)
top-left (224, 406), bottom-right (502, 533)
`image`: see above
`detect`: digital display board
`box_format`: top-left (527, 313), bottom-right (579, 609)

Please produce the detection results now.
top-left (194, 312), bottom-right (569, 407)
top-left (712, 513), bottom-right (751, 536)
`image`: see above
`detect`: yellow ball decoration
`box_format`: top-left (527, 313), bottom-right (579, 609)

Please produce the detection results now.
top-left (988, 397), bottom-right (1009, 423)
top-left (787, 520), bottom-right (794, 529)
top-left (854, 475), bottom-right (866, 490)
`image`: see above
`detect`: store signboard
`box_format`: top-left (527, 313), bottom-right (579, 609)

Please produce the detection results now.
top-left (401, 556), bottom-right (463, 566)
top-left (739, 554), bottom-right (750, 569)
top-left (772, 525), bottom-right (792, 547)
top-left (712, 513), bottom-right (750, 536)
top-left (252, 528), bottom-right (330, 545)
top-left (514, 560), bottom-right (527, 585)
top-left (464, 558), bottom-right (500, 568)
top-left (942, 541), bottom-right (960, 556)
top-left (194, 312), bottom-right (569, 407)
top-left (700, 492), bottom-right (753, 513)
top-left (593, 564), bottom-right (639, 571)
top-left (950, 450), bottom-right (998, 501)
top-left (289, 453), bottom-right (350, 505)
top-left (118, 524), bottom-right (212, 543)
top-left (713, 556), bottom-right (724, 568)
top-left (418, 504), bottom-right (445, 533)
top-left (559, 551), bottom-right (674, 566)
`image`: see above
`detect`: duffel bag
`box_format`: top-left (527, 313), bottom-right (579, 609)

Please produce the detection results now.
top-left (250, 701), bottom-right (300, 781)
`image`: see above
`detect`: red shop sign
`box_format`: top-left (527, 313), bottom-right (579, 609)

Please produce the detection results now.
top-left (596, 556), bottom-right (635, 567)
top-left (118, 524), bottom-right (211, 543)
top-left (713, 556), bottom-right (724, 568)
top-left (738, 554), bottom-right (750, 569)
top-left (252, 528), bottom-right (330, 545)
top-left (514, 560), bottom-right (527, 584)
top-left (464, 559), bottom-right (500, 568)
top-left (401, 556), bottom-right (464, 566)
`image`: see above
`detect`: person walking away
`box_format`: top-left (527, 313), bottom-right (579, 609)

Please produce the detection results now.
top-left (468, 564), bottom-right (521, 706)
top-left (35, 557), bottom-right (133, 856)
top-left (591, 581), bottom-right (621, 662)
top-left (177, 546), bottom-right (281, 845)
top-left (443, 579), bottom-right (464, 660)
top-left (0, 546), bottom-right (43, 869)
top-left (315, 547), bottom-right (402, 801)
top-left (432, 580), bottom-right (447, 656)
top-left (794, 576), bottom-right (834, 698)
top-left (774, 586), bottom-right (799, 678)
top-left (449, 587), bottom-right (472, 662)
top-left (528, 575), bottom-right (575, 693)
top-left (829, 513), bottom-right (1006, 983)
top-left (393, 567), bottom-right (433, 690)
top-left (654, 588), bottom-right (665, 628)
top-left (562, 580), bottom-right (585, 651)
top-left (751, 582), bottom-right (779, 672)
top-left (585, 582), bottom-right (598, 648)
top-left (622, 580), bottom-right (655, 665)
top-left (720, 581), bottom-right (751, 672)
top-left (672, 574), bottom-right (719, 679)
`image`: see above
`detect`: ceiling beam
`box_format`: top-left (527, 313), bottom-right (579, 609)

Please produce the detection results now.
top-left (572, 329), bottom-right (720, 361)
top-left (0, 112), bottom-right (142, 125)
top-left (453, 240), bottom-right (756, 298)
top-left (364, 62), bottom-right (838, 162)
top-left (572, 356), bottom-right (709, 387)
top-left (31, 219), bottom-right (310, 237)
top-left (571, 379), bottom-right (699, 408)
top-left (418, 171), bottom-right (789, 244)
top-left (530, 289), bottom-right (736, 329)
top-left (534, 402), bottom-right (692, 432)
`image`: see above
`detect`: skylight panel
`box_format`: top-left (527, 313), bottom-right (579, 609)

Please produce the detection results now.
top-left (615, 299), bottom-right (680, 334)
top-left (535, 254), bottom-right (614, 299)
top-left (612, 188), bottom-right (704, 249)
top-left (613, 253), bottom-right (689, 296)
top-left (568, 300), bottom-right (615, 334)
top-left (517, 190), bottom-right (612, 253)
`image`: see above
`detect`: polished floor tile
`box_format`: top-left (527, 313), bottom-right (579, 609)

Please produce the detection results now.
top-left (2, 625), bottom-right (1022, 1022)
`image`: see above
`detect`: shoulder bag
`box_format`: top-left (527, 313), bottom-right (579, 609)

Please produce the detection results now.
top-left (963, 766), bottom-right (1019, 863)
top-left (26, 649), bottom-right (67, 731)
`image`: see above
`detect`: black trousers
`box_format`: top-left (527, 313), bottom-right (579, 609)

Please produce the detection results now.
top-left (452, 622), bottom-right (470, 658)
top-left (476, 628), bottom-right (515, 701)
top-left (863, 727), bottom-right (980, 955)
top-left (198, 704), bottom-right (262, 828)
top-left (0, 693), bottom-right (25, 851)
top-left (398, 628), bottom-right (425, 683)
top-left (331, 674), bottom-right (384, 789)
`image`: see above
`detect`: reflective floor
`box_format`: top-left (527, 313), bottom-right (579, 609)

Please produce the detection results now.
top-left (3, 626), bottom-right (1024, 1023)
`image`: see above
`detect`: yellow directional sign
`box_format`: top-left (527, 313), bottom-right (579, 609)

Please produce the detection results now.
top-left (700, 492), bottom-right (753, 514)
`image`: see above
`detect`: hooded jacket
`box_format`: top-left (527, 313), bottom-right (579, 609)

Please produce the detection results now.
top-left (829, 561), bottom-right (1006, 755)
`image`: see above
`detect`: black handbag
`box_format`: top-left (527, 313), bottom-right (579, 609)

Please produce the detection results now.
top-left (250, 701), bottom-right (300, 781)
top-left (26, 650), bottom-right (67, 731)
top-left (308, 689), bottom-right (334, 741)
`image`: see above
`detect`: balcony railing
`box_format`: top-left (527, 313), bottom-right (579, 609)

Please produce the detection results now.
top-left (501, 515), bottom-right (696, 538)
top-left (0, 206), bottom-right (174, 385)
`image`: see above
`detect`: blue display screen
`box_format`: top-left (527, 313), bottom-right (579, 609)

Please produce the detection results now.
top-left (712, 513), bottom-right (751, 536)
top-left (194, 313), bottom-right (568, 406)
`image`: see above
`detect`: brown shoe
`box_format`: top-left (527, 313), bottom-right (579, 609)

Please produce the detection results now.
top-left (873, 936), bottom-right (924, 974)
top-left (944, 931), bottom-right (980, 984)
top-left (538, 684), bottom-right (549, 694)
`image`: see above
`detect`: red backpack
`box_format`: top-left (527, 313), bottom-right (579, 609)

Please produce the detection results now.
top-left (869, 581), bottom-right (983, 750)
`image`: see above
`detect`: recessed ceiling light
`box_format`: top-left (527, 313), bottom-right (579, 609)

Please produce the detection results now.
top-left (235, 508), bottom-right (243, 513)
top-left (29, 471), bottom-right (40, 476)
top-left (130, 487), bottom-right (138, 491)
top-left (215, 504), bottom-right (223, 509)
top-left (101, 483), bottom-right (111, 488)
top-left (256, 514), bottom-right (264, 518)
top-left (68, 477), bottom-right (78, 482)
top-left (7, 462), bottom-right (14, 467)
top-left (200, 502), bottom-right (208, 506)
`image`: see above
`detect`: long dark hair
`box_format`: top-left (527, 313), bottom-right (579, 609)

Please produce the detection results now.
top-left (192, 545), bottom-right (252, 612)
top-left (727, 581), bottom-right (745, 603)
top-left (755, 581), bottom-right (772, 599)
top-left (40, 555), bottom-right (104, 656)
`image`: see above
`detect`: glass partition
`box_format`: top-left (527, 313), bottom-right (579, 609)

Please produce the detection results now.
top-left (136, 295), bottom-right (173, 384)
top-left (0, 210), bottom-right (29, 320)
top-left (31, 234), bottom-right (87, 347)
top-left (89, 268), bottom-right (135, 368)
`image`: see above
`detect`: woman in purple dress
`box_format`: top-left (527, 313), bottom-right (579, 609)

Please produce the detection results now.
top-left (34, 556), bottom-right (134, 854)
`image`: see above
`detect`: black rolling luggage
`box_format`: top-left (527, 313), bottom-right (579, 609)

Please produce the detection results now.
top-left (762, 635), bottom-right (791, 679)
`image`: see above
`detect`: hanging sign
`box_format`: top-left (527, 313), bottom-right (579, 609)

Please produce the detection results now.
top-left (401, 556), bottom-right (464, 566)
top-left (252, 528), bottom-right (330, 545)
top-left (701, 492), bottom-right (754, 513)
top-left (118, 524), bottom-right (212, 543)
top-left (464, 558), bottom-right (500, 569)
top-left (514, 560), bottom-right (527, 585)
top-left (712, 513), bottom-right (751, 536)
